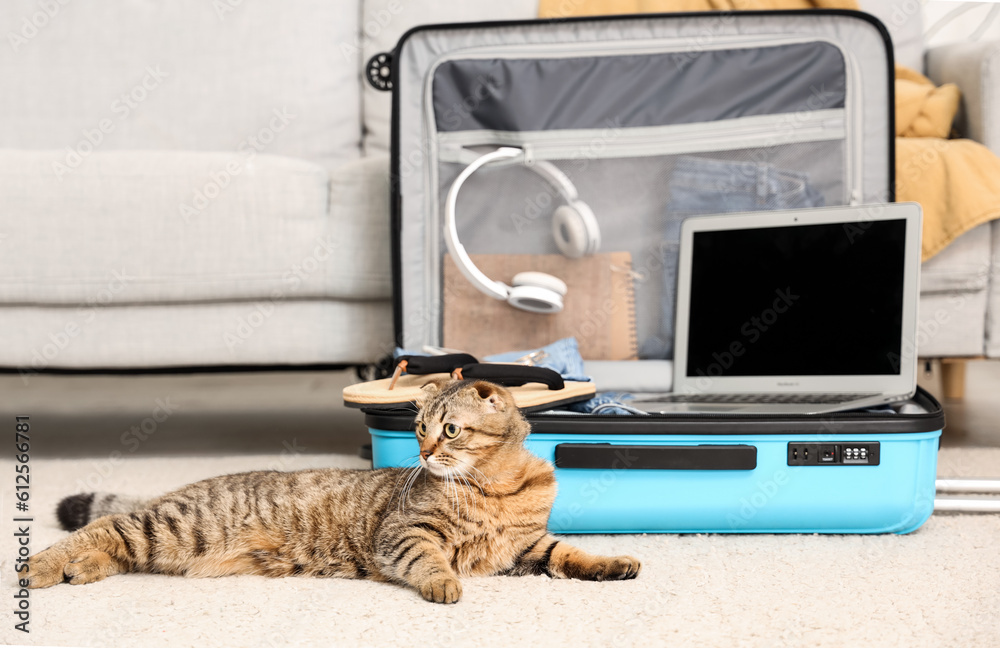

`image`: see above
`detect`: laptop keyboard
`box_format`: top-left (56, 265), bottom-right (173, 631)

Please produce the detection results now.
top-left (647, 393), bottom-right (875, 404)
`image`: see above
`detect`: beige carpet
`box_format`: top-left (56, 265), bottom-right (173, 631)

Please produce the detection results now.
top-left (2, 448), bottom-right (999, 648)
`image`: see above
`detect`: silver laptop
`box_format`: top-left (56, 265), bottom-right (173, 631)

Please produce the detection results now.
top-left (637, 203), bottom-right (923, 415)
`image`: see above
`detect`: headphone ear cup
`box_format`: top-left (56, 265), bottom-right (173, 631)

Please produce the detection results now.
top-left (553, 205), bottom-right (589, 259)
top-left (552, 202), bottom-right (600, 259)
top-left (571, 200), bottom-right (601, 254)
top-left (512, 271), bottom-right (567, 296)
top-left (508, 271), bottom-right (567, 314)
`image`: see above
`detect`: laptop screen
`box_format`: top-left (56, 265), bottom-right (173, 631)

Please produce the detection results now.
top-left (686, 219), bottom-right (907, 378)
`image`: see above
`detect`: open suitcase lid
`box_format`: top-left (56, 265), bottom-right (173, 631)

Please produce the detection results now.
top-left (386, 10), bottom-right (896, 363)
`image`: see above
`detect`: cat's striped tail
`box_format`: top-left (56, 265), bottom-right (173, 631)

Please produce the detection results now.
top-left (56, 493), bottom-right (149, 531)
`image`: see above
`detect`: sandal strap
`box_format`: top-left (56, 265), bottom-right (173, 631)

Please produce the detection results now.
top-left (389, 354), bottom-right (566, 392)
top-left (459, 364), bottom-right (565, 390)
top-left (396, 353), bottom-right (478, 375)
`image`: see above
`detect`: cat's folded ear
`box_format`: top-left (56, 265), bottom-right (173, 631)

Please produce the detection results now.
top-left (416, 378), bottom-right (450, 405)
top-left (470, 380), bottom-right (507, 413)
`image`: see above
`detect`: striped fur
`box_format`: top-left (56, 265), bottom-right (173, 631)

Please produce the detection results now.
top-left (28, 380), bottom-right (640, 602)
top-left (58, 493), bottom-right (148, 531)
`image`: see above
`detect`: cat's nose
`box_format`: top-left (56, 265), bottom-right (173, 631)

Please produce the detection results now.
top-left (420, 450), bottom-right (432, 460)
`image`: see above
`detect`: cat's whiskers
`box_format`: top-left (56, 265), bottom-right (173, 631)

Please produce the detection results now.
top-left (442, 468), bottom-right (457, 515)
top-left (455, 473), bottom-right (481, 510)
top-left (398, 464), bottom-right (424, 512)
top-left (446, 467), bottom-right (468, 518)
top-left (389, 455), bottom-right (421, 506)
top-left (395, 467), bottom-right (420, 509)
top-left (453, 459), bottom-right (488, 497)
top-left (394, 468), bottom-right (415, 512)
top-left (452, 468), bottom-right (472, 515)
top-left (450, 469), bottom-right (464, 518)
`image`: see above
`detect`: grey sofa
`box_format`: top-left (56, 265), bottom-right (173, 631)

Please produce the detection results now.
top-left (1, 0), bottom-right (997, 379)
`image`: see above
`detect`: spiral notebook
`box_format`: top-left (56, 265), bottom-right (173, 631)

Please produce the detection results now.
top-left (442, 251), bottom-right (638, 361)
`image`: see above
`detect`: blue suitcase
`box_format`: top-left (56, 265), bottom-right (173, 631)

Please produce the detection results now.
top-left (364, 389), bottom-right (943, 534)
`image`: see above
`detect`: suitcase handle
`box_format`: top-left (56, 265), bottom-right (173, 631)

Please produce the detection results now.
top-left (554, 444), bottom-right (757, 470)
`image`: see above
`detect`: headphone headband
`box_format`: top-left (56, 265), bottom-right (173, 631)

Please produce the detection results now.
top-left (526, 159), bottom-right (579, 203)
top-left (443, 147), bottom-right (595, 311)
top-left (443, 147), bottom-right (523, 302)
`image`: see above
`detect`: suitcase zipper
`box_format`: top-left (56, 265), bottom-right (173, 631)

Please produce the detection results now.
top-left (437, 110), bottom-right (846, 165)
top-left (423, 34), bottom-right (864, 199)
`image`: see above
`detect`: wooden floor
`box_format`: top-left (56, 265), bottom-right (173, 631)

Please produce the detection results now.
top-left (1, 360), bottom-right (997, 459)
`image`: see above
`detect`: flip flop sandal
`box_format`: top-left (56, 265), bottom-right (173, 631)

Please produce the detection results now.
top-left (343, 354), bottom-right (596, 413)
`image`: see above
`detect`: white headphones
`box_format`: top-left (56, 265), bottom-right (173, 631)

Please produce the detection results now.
top-left (444, 147), bottom-right (601, 314)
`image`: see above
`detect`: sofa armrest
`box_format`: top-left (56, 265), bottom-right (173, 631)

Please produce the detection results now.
top-left (926, 40), bottom-right (1000, 153)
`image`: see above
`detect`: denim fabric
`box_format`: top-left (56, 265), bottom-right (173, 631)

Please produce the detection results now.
top-left (639, 156), bottom-right (826, 360)
top-left (485, 337), bottom-right (591, 383)
top-left (566, 392), bottom-right (647, 416)
top-left (487, 339), bottom-right (652, 414)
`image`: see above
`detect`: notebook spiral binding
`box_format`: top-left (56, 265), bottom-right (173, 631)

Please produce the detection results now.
top-left (622, 257), bottom-right (639, 360)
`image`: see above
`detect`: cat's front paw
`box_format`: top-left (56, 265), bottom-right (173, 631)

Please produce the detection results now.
top-left (587, 555), bottom-right (642, 581)
top-left (26, 548), bottom-right (68, 589)
top-left (64, 550), bottom-right (117, 585)
top-left (419, 574), bottom-right (462, 604)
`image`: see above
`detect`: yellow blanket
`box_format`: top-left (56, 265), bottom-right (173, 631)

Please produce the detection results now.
top-left (539, 0), bottom-right (1000, 261)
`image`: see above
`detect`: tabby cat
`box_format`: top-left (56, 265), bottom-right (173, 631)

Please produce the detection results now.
top-left (28, 380), bottom-right (640, 602)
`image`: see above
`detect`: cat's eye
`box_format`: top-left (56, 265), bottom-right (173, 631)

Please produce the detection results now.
top-left (415, 422), bottom-right (426, 437)
top-left (444, 423), bottom-right (460, 438)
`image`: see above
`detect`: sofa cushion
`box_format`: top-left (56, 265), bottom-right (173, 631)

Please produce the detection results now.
top-left (0, 1), bottom-right (360, 168)
top-left (920, 223), bottom-right (991, 294)
top-left (988, 220), bottom-right (1000, 358)
top-left (2, 301), bottom-right (394, 370)
top-left (917, 289), bottom-right (987, 357)
top-left (0, 151), bottom-right (391, 304)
